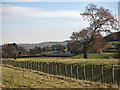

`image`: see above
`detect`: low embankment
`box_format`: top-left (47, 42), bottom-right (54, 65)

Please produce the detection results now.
top-left (2, 65), bottom-right (117, 88)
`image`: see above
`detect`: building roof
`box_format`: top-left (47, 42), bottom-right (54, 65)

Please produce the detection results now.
top-left (41, 50), bottom-right (74, 56)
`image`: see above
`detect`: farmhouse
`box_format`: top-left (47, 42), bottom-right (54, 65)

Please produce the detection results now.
top-left (41, 50), bottom-right (74, 57)
top-left (102, 43), bottom-right (119, 53)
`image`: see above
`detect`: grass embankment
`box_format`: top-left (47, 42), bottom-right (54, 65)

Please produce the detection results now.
top-left (2, 65), bottom-right (117, 88)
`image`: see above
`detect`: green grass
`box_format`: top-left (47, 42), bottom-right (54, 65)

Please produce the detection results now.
top-left (108, 41), bottom-right (120, 44)
top-left (2, 65), bottom-right (117, 88)
top-left (2, 53), bottom-right (120, 87)
top-left (19, 53), bottom-right (119, 59)
top-left (3, 57), bottom-right (119, 67)
top-left (72, 53), bottom-right (119, 59)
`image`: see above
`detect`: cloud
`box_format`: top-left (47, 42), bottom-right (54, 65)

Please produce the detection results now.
top-left (1, 4), bottom-right (82, 19)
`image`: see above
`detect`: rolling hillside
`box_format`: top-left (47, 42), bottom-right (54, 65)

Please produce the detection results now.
top-left (18, 41), bottom-right (69, 49)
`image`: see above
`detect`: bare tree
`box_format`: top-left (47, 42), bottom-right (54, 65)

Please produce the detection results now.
top-left (70, 29), bottom-right (103, 58)
top-left (81, 4), bottom-right (118, 33)
top-left (67, 41), bottom-right (82, 54)
top-left (2, 44), bottom-right (17, 58)
top-left (71, 4), bottom-right (118, 59)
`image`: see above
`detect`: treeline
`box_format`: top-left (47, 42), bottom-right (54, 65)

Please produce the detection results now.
top-left (1, 40), bottom-right (108, 58)
top-left (1, 43), bottom-right (67, 58)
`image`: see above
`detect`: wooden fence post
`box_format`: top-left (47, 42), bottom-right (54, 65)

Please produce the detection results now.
top-left (19, 61), bottom-right (21, 68)
top-left (83, 66), bottom-right (86, 80)
top-left (26, 61), bottom-right (27, 69)
top-left (59, 64), bottom-right (61, 75)
top-left (76, 65), bottom-right (78, 79)
top-left (41, 62), bottom-right (43, 72)
top-left (36, 62), bottom-right (37, 70)
top-left (112, 65), bottom-right (114, 84)
top-left (70, 65), bottom-right (72, 78)
top-left (38, 62), bottom-right (39, 71)
top-left (91, 66), bottom-right (94, 80)
top-left (55, 63), bottom-right (57, 75)
top-left (28, 62), bottom-right (29, 70)
top-left (12, 60), bottom-right (14, 66)
top-left (24, 61), bottom-right (25, 69)
top-left (31, 62), bottom-right (32, 71)
top-left (32, 62), bottom-right (34, 70)
top-left (101, 65), bottom-right (104, 83)
top-left (65, 64), bottom-right (67, 77)
top-left (51, 63), bottom-right (53, 74)
top-left (47, 63), bottom-right (49, 74)
top-left (44, 63), bottom-right (46, 73)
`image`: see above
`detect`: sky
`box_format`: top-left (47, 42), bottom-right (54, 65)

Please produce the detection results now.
top-left (0, 1), bottom-right (119, 44)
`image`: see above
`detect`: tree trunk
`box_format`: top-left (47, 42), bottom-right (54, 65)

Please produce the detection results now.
top-left (83, 49), bottom-right (87, 59)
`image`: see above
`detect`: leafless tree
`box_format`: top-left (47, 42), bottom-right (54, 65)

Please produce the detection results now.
top-left (70, 29), bottom-right (104, 58)
top-left (2, 44), bottom-right (17, 58)
top-left (70, 4), bottom-right (118, 59)
top-left (81, 4), bottom-right (118, 33)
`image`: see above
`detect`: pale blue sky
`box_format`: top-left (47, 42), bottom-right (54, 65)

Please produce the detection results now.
top-left (1, 2), bottom-right (118, 44)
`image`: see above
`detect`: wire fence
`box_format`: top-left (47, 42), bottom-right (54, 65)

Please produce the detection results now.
top-left (2, 60), bottom-right (120, 84)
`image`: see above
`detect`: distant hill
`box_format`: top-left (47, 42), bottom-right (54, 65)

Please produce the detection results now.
top-left (18, 40), bottom-right (70, 49)
top-left (1, 32), bottom-right (119, 50)
top-left (104, 32), bottom-right (120, 42)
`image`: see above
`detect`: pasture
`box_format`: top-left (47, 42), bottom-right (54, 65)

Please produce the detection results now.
top-left (2, 65), bottom-right (117, 88)
top-left (2, 53), bottom-right (120, 88)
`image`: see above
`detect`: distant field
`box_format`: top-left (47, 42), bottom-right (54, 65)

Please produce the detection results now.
top-left (3, 57), bottom-right (119, 66)
top-left (2, 53), bottom-right (119, 66)
top-left (72, 53), bottom-right (119, 59)
top-left (2, 65), bottom-right (117, 88)
top-left (108, 41), bottom-right (120, 44)
top-left (17, 53), bottom-right (119, 59)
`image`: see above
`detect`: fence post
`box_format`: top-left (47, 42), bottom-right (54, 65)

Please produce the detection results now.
top-left (91, 66), bottom-right (94, 80)
top-left (83, 66), bottom-right (86, 80)
top-left (41, 62), bottom-right (43, 72)
top-left (31, 62), bottom-right (32, 71)
top-left (47, 63), bottom-right (49, 74)
top-left (55, 63), bottom-right (57, 75)
top-left (26, 61), bottom-right (27, 69)
top-left (13, 61), bottom-right (14, 66)
top-left (32, 62), bottom-right (34, 70)
top-left (36, 62), bottom-right (37, 70)
top-left (65, 64), bottom-right (67, 77)
top-left (51, 63), bottom-right (53, 74)
top-left (44, 63), bottom-right (46, 73)
top-left (70, 65), bottom-right (72, 78)
top-left (38, 62), bottom-right (39, 71)
top-left (101, 65), bottom-right (104, 83)
top-left (24, 61), bottom-right (25, 69)
top-left (59, 64), bottom-right (61, 75)
top-left (76, 65), bottom-right (78, 79)
top-left (28, 62), bottom-right (29, 70)
top-left (19, 61), bottom-right (21, 68)
top-left (112, 65), bottom-right (114, 84)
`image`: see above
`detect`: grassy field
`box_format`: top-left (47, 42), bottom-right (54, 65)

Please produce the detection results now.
top-left (72, 53), bottom-right (119, 59)
top-left (21, 53), bottom-right (119, 59)
top-left (3, 57), bottom-right (119, 67)
top-left (108, 41), bottom-right (120, 44)
top-left (2, 65), bottom-right (118, 88)
top-left (2, 53), bottom-right (119, 66)
top-left (2, 53), bottom-right (119, 86)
